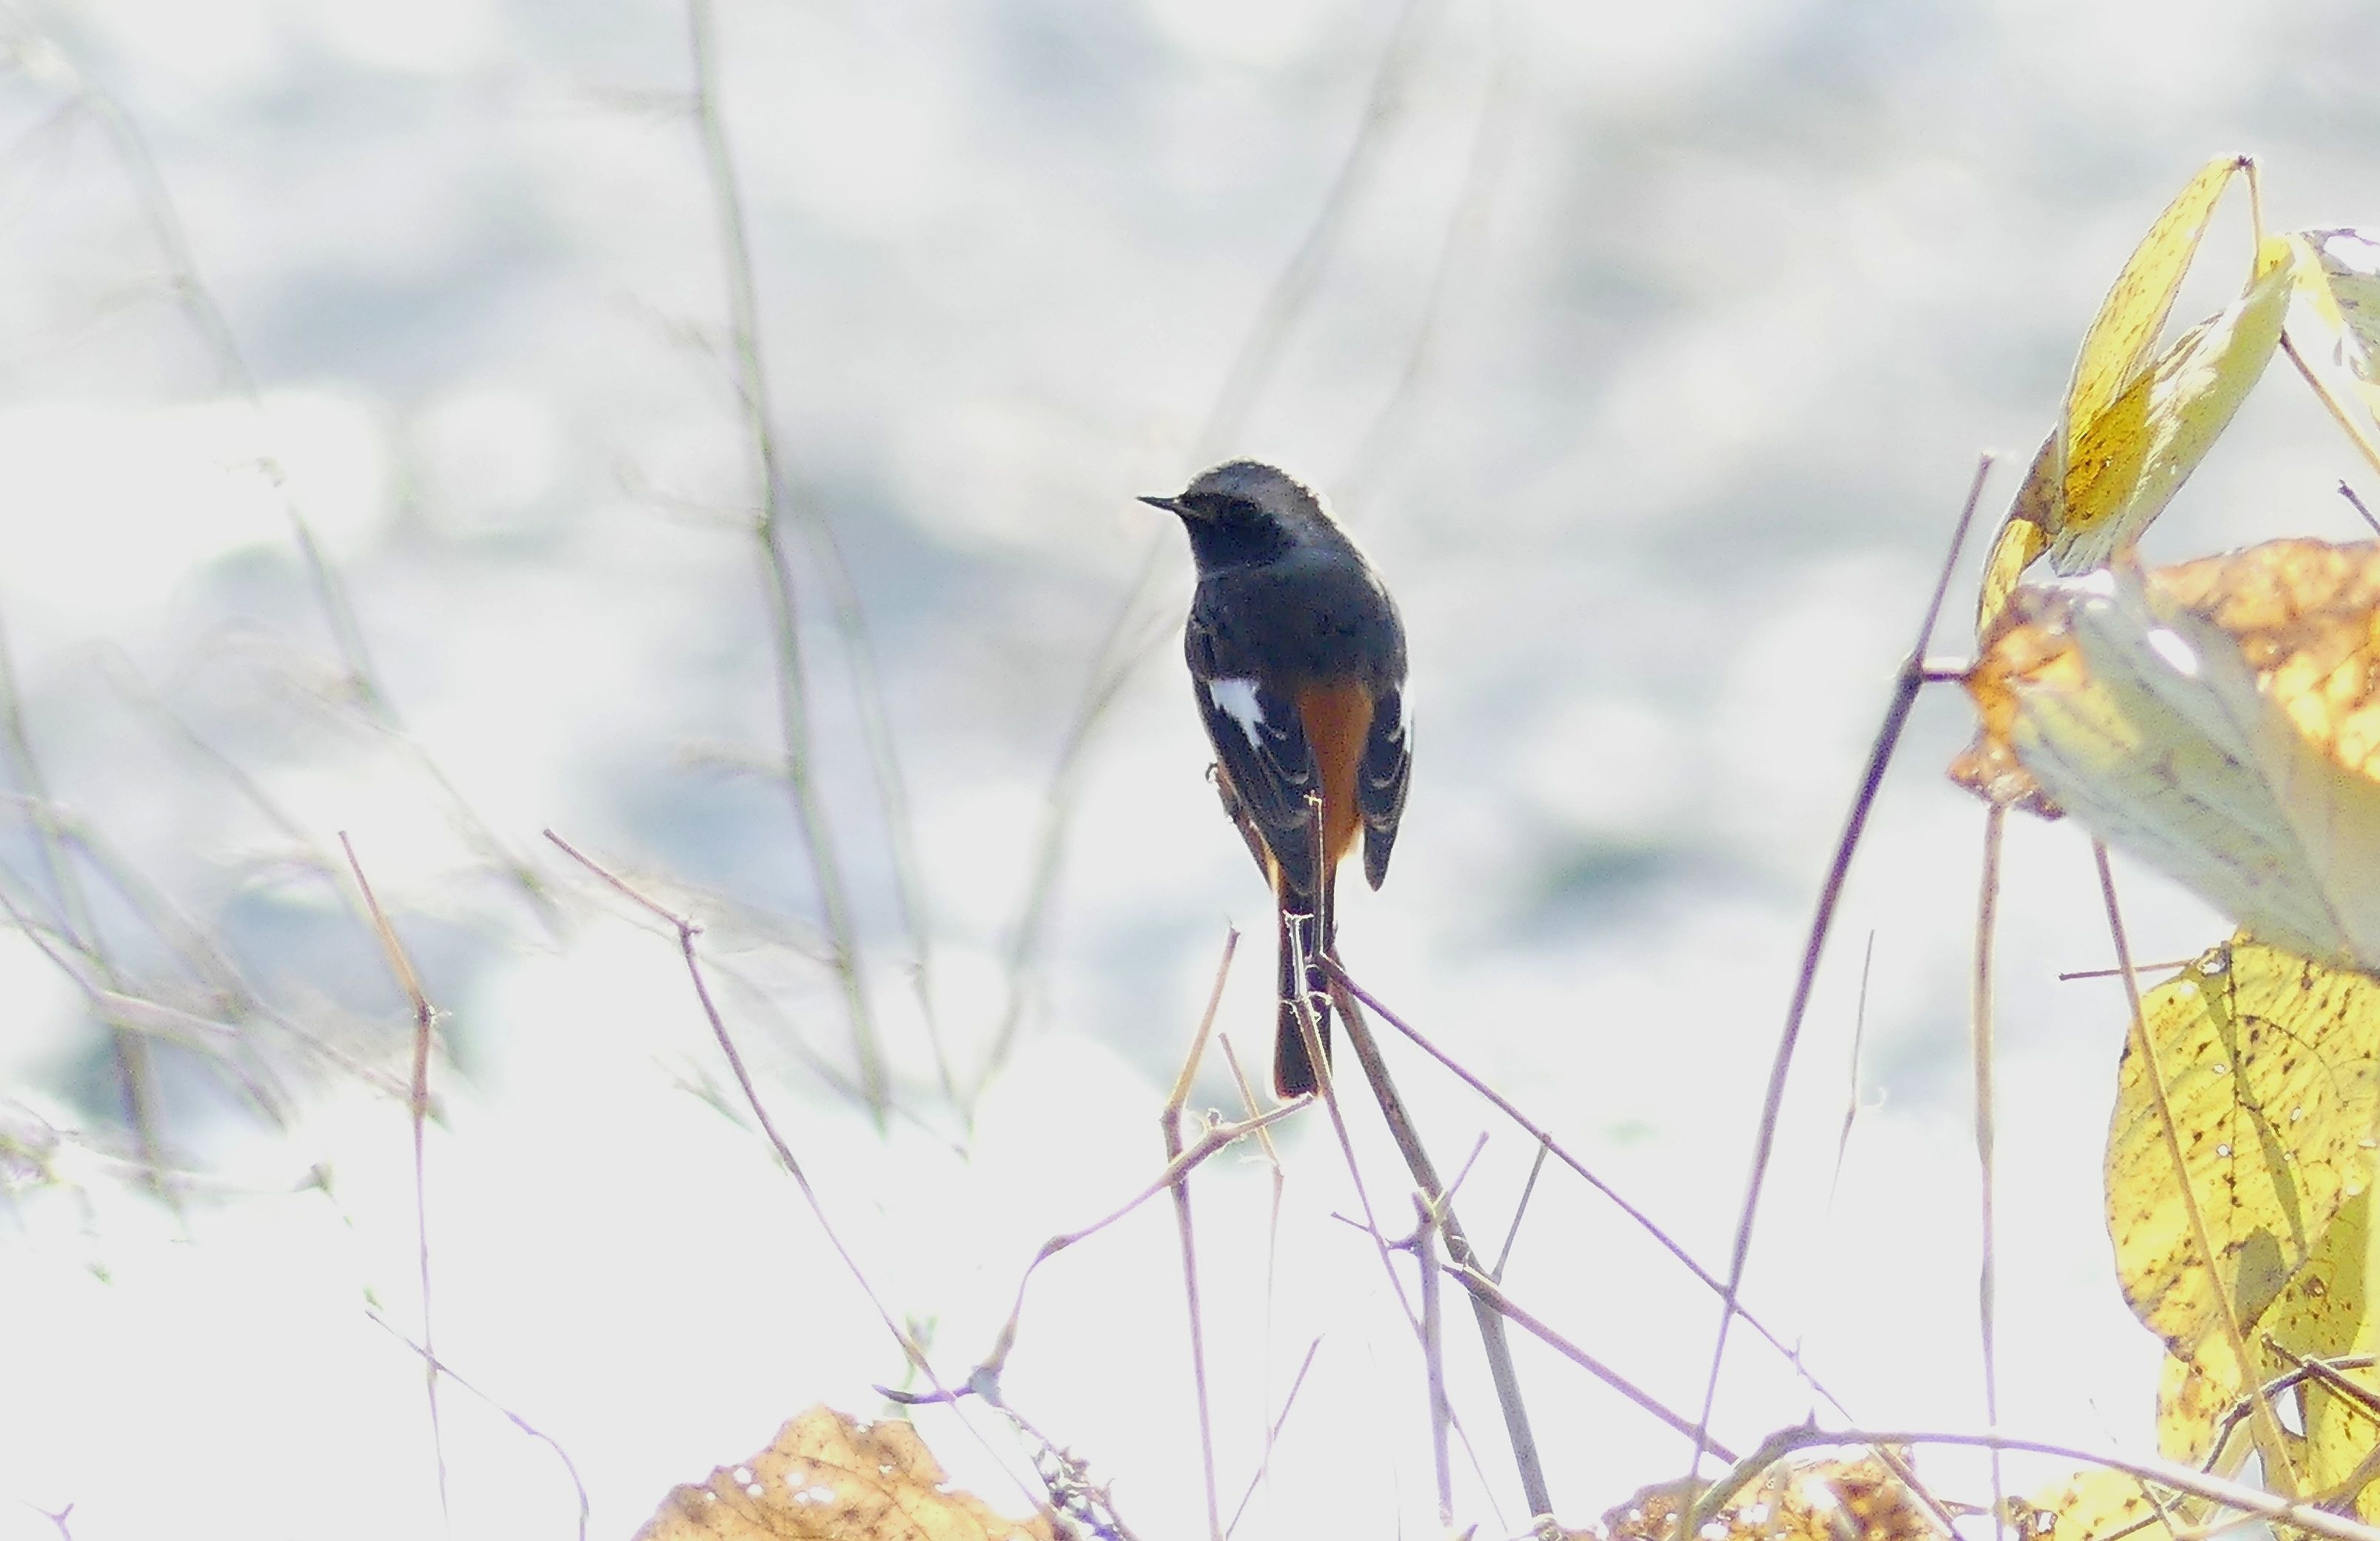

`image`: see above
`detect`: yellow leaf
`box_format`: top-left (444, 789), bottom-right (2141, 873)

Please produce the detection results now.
top-left (1970, 157), bottom-right (2259, 629)
top-left (1975, 435), bottom-right (2054, 636)
top-left (2107, 939), bottom-right (2380, 1360)
top-left (634, 1405), bottom-right (1055, 1541)
top-left (2068, 156), bottom-right (2251, 442)
top-left (2261, 1191), bottom-right (2380, 1518)
top-left (2011, 1466), bottom-right (2178, 1541)
top-left (2050, 239), bottom-right (2295, 572)
top-left (2280, 227), bottom-right (2380, 482)
top-left (1951, 541), bottom-right (2380, 969)
top-left (2155, 1336), bottom-right (2252, 1473)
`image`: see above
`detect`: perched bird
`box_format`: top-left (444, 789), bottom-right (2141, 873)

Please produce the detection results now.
top-left (1142, 461), bottom-right (1412, 1096)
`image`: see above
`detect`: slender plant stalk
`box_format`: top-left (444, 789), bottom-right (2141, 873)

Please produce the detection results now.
top-left (1974, 804), bottom-right (2005, 1537)
top-left (339, 833), bottom-right (448, 1520)
top-left (542, 827), bottom-right (1057, 1522)
top-left (1327, 960), bottom-right (1857, 1419)
top-left (1163, 932), bottom-right (1238, 1541)
top-left (1341, 0), bottom-right (1515, 498)
top-left (1326, 978), bottom-right (1553, 1520)
top-left (58, 55), bottom-right (555, 923)
top-left (1415, 1194), bottom-right (1453, 1526)
top-left (0, 615), bottom-right (168, 1197)
top-left (685, 0), bottom-right (886, 1124)
top-left (772, 487), bottom-right (953, 1107)
top-left (1692, 456), bottom-right (1991, 1469)
top-left (368, 1312), bottom-right (589, 1541)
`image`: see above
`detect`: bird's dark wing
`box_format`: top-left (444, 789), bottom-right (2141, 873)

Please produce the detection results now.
top-left (1190, 671), bottom-right (1323, 896)
top-left (1358, 685), bottom-right (1411, 889)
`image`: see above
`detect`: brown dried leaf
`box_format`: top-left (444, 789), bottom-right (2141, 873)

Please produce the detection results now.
top-left (634, 1405), bottom-right (1055, 1541)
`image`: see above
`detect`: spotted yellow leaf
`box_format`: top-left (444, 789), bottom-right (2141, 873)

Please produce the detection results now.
top-left (2247, 1186), bottom-right (2380, 1519)
top-left (1974, 157), bottom-right (2262, 633)
top-left (2108, 940), bottom-right (2380, 1363)
top-left (1952, 541), bottom-right (2380, 969)
top-left (2010, 1466), bottom-right (2178, 1541)
top-left (2154, 1334), bottom-right (2250, 1473)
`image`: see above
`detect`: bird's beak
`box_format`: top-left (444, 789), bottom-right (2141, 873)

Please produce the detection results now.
top-left (1138, 493), bottom-right (1184, 515)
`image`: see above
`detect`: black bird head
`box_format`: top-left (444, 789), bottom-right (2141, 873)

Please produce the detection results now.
top-left (1139, 459), bottom-right (1338, 571)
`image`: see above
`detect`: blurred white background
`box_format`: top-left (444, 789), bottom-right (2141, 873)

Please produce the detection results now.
top-left (0, 0), bottom-right (2375, 1536)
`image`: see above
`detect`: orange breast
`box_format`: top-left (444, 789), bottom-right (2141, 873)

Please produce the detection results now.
top-left (1295, 681), bottom-right (1375, 865)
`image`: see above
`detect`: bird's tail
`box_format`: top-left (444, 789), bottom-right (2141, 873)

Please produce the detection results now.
top-left (1273, 870), bottom-right (1337, 1097)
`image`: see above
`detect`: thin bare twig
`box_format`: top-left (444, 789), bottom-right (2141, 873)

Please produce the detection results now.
top-left (1292, 944), bottom-right (1509, 1528)
top-left (1974, 804), bottom-right (2006, 1538)
top-left (761, 457), bottom-right (953, 1108)
top-left (1411, 1195), bottom-right (1453, 1526)
top-left (1326, 977), bottom-right (1552, 1519)
top-left (1692, 455), bottom-right (1991, 1471)
top-left (2058, 959), bottom-right (2193, 983)
top-left (542, 829), bottom-right (1064, 1522)
top-left (1324, 961), bottom-right (1854, 1420)
top-left (1340, 0), bottom-right (1515, 500)
top-left (1164, 930), bottom-right (1239, 1541)
top-left (367, 1311), bottom-right (590, 1541)
top-left (978, 1096), bottom-right (1307, 1382)
top-left (2339, 480), bottom-right (2380, 537)
top-left (1199, 0), bottom-right (1443, 457)
top-left (684, 0), bottom-right (885, 1124)
top-left (1217, 1032), bottom-right (1294, 1531)
top-left (1224, 1337), bottom-right (1323, 1540)
top-left (544, 832), bottom-right (918, 1360)
top-left (339, 833), bottom-right (446, 1520)
top-left (13, 14), bottom-right (552, 922)
top-left (1444, 1260), bottom-right (1732, 1460)
top-left (1816, 932), bottom-right (1877, 1261)
top-left (1491, 1140), bottom-right (1549, 1283)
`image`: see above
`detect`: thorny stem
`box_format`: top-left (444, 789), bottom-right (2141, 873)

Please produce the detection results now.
top-left (1327, 961), bottom-right (1858, 1421)
top-left (1326, 977), bottom-right (1554, 1520)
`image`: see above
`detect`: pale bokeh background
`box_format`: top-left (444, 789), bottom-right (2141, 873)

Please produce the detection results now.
top-left (0, 0), bottom-right (2373, 1537)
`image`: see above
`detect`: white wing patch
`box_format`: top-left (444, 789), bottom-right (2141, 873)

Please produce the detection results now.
top-left (1206, 677), bottom-right (1267, 750)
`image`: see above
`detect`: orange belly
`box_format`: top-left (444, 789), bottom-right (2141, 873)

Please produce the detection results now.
top-left (1295, 680), bottom-right (1375, 866)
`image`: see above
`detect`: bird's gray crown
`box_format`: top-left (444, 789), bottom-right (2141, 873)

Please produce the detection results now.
top-left (1180, 459), bottom-right (1326, 524)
